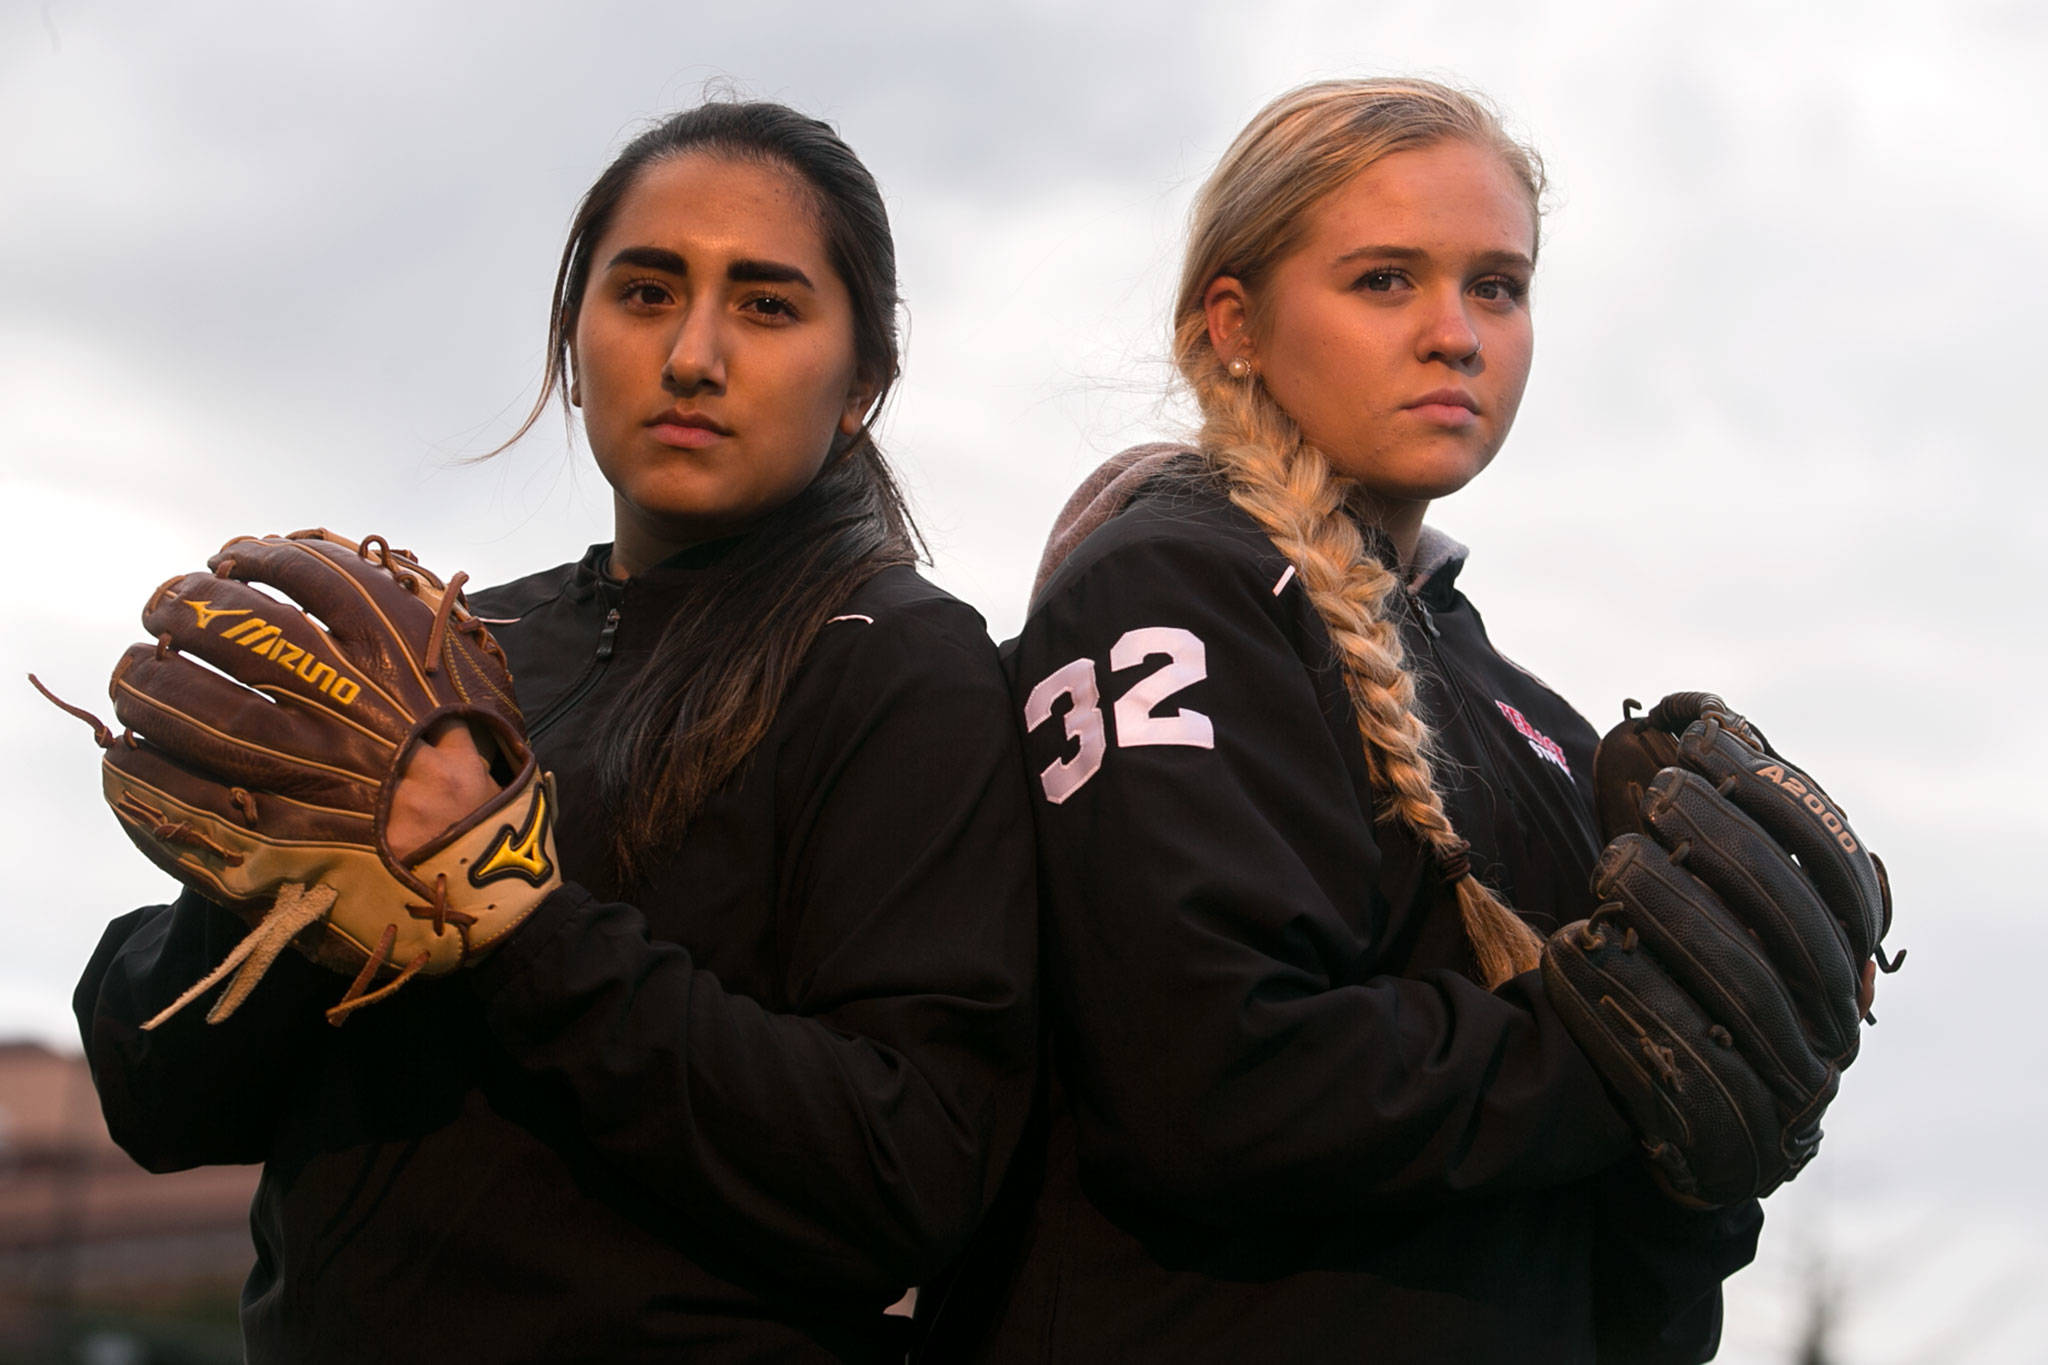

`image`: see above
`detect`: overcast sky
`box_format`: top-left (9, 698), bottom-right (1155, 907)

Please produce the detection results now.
top-left (4, 2), bottom-right (2043, 1359)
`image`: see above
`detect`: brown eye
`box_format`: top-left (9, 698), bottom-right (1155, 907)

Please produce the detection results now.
top-left (741, 293), bottom-right (799, 322)
top-left (620, 280), bottom-right (672, 308)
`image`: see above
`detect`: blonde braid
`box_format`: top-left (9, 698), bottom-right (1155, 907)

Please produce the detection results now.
top-left (1168, 77), bottom-right (1551, 987)
top-left (1194, 372), bottom-right (1543, 987)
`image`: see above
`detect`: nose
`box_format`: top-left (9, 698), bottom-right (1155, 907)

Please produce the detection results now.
top-left (1416, 288), bottom-right (1482, 368)
top-left (661, 305), bottom-right (726, 396)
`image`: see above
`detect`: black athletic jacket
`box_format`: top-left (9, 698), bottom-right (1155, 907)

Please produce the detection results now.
top-left (75, 543), bottom-right (1038, 1364)
top-left (941, 469), bottom-right (1758, 1363)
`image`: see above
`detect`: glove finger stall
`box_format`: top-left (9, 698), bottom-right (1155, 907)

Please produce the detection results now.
top-left (1678, 719), bottom-right (1887, 964)
top-left (141, 573), bottom-right (413, 736)
top-left (212, 534), bottom-right (436, 664)
top-left (1643, 770), bottom-right (1862, 1063)
top-left (110, 646), bottom-right (393, 802)
top-left (106, 739), bottom-right (376, 837)
top-left (1595, 833), bottom-right (1839, 1105)
top-left (1592, 716), bottom-right (1683, 844)
top-left (1543, 920), bottom-right (1791, 1207)
top-left (217, 533), bottom-right (525, 732)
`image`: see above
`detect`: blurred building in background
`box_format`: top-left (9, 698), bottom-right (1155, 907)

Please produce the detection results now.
top-left (0, 1040), bottom-right (252, 1365)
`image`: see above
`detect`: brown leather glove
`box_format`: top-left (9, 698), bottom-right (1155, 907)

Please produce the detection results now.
top-left (41, 529), bottom-right (558, 1026)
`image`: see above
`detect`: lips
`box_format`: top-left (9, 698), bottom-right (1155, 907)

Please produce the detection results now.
top-left (1405, 388), bottom-right (1478, 414)
top-left (647, 408), bottom-right (733, 435)
top-left (1401, 388), bottom-right (1480, 428)
top-left (646, 408), bottom-right (733, 450)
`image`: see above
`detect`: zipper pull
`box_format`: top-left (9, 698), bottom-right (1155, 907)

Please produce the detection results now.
top-left (595, 607), bottom-right (621, 660)
top-left (1407, 590), bottom-right (1440, 638)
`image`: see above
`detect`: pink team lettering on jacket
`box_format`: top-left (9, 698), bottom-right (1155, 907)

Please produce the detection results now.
top-left (1494, 700), bottom-right (1571, 776)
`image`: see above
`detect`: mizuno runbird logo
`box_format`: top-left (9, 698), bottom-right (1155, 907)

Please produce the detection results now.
top-left (188, 603), bottom-right (362, 705)
top-left (185, 600), bottom-right (252, 629)
top-left (471, 781), bottom-right (555, 887)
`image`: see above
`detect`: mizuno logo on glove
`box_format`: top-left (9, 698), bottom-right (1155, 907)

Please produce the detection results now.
top-left (471, 780), bottom-right (556, 888)
top-left (185, 599), bottom-right (362, 704)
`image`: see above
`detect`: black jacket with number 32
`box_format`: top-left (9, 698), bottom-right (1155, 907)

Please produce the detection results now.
top-left (940, 466), bottom-right (1760, 1364)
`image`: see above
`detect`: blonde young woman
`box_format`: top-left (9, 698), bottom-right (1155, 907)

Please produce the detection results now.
top-left (933, 80), bottom-right (1787, 1362)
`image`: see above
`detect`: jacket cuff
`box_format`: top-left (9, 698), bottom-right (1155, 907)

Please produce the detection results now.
top-left (464, 880), bottom-right (596, 1008)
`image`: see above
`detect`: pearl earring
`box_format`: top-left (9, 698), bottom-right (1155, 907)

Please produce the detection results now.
top-left (1226, 356), bottom-right (1253, 379)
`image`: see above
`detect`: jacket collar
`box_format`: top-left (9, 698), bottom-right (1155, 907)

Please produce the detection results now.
top-left (1358, 520), bottom-right (1469, 605)
top-left (1407, 524), bottom-right (1469, 602)
top-left (569, 535), bottom-right (748, 597)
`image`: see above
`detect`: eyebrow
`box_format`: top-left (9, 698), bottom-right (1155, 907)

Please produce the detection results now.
top-left (1332, 244), bottom-right (1534, 271)
top-left (603, 245), bottom-right (816, 289)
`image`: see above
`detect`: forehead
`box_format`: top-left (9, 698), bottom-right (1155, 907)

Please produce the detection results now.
top-left (1297, 140), bottom-right (1536, 259)
top-left (599, 151), bottom-right (829, 266)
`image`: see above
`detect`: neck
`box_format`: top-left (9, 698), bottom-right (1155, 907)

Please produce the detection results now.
top-left (609, 495), bottom-right (735, 580)
top-left (1349, 490), bottom-right (1429, 570)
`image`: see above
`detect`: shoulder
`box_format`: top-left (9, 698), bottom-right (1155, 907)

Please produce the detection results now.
top-left (821, 564), bottom-right (995, 654)
top-left (833, 562), bottom-right (983, 629)
top-left (1031, 472), bottom-right (1300, 632)
top-left (1051, 472), bottom-right (1289, 589)
top-left (1011, 473), bottom-right (1360, 815)
top-left (763, 565), bottom-right (1016, 786)
top-left (467, 557), bottom-right (588, 622)
top-left (1012, 471), bottom-right (1344, 758)
top-left (798, 564), bottom-right (1007, 699)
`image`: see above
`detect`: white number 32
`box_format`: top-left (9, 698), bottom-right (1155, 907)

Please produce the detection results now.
top-left (1023, 626), bottom-right (1214, 804)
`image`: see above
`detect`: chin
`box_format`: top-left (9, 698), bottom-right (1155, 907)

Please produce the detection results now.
top-left (622, 470), bottom-right (749, 517)
top-left (1410, 473), bottom-right (1489, 502)
top-left (1382, 450), bottom-right (1498, 502)
top-left (1347, 467), bottom-right (1491, 506)
top-left (1326, 433), bottom-right (1498, 498)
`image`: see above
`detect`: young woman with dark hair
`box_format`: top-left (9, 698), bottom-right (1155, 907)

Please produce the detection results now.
top-left (936, 78), bottom-right (1877, 1363)
top-left (75, 101), bottom-right (1036, 1364)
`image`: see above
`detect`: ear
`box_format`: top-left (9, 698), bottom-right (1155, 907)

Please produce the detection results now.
top-left (1203, 276), bottom-right (1254, 367)
top-left (566, 347), bottom-right (583, 408)
top-left (838, 374), bottom-right (880, 438)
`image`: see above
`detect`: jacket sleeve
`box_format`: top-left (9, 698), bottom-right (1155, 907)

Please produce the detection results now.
top-left (74, 889), bottom-right (330, 1171)
top-left (1592, 1162), bottom-right (1763, 1363)
top-left (1015, 528), bottom-right (1632, 1227)
top-left (466, 604), bottom-right (1038, 1295)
